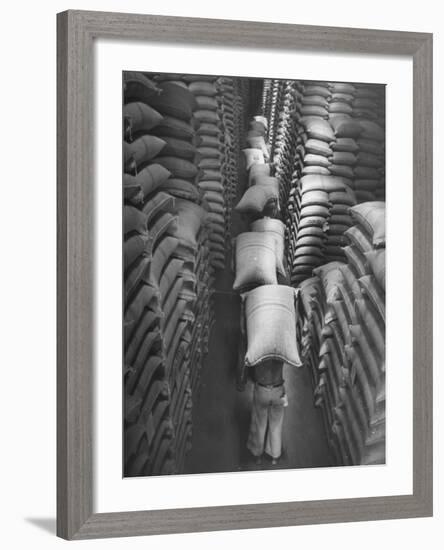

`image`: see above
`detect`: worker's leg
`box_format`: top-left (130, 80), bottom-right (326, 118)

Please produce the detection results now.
top-left (265, 387), bottom-right (286, 460)
top-left (246, 384), bottom-right (269, 458)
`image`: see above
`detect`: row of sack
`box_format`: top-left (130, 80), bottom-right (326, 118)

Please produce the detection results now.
top-left (284, 174), bottom-right (358, 286)
top-left (234, 116), bottom-right (281, 221)
top-left (258, 80), bottom-right (385, 289)
top-left (232, 114), bottom-right (302, 372)
top-left (298, 202), bottom-right (385, 465)
top-left (263, 79), bottom-right (385, 213)
top-left (123, 71), bottom-right (248, 271)
top-left (123, 72), bottom-right (248, 475)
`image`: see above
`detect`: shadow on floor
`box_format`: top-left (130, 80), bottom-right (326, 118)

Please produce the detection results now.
top-left (25, 517), bottom-right (56, 535)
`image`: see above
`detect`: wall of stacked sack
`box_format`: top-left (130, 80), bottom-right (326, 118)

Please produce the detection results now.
top-left (122, 72), bottom-right (249, 476)
top-left (256, 80), bottom-right (386, 465)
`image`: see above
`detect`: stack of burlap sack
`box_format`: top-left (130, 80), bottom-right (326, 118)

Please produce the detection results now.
top-left (214, 77), bottom-right (245, 242)
top-left (258, 80), bottom-right (385, 289)
top-left (123, 71), bottom-right (226, 476)
top-left (272, 81), bottom-right (303, 210)
top-left (260, 79), bottom-right (273, 125)
top-left (285, 175), bottom-right (357, 286)
top-left (266, 79), bottom-right (285, 152)
top-left (298, 201), bottom-right (385, 466)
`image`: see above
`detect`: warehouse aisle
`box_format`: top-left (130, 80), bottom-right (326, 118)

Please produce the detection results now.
top-left (184, 285), bottom-right (335, 474)
top-left (184, 159), bottom-right (335, 474)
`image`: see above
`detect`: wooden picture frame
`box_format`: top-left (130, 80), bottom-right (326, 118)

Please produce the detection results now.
top-left (57, 9), bottom-right (433, 540)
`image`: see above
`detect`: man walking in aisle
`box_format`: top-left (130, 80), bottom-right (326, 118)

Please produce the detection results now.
top-left (246, 359), bottom-right (288, 465)
top-left (237, 301), bottom-right (288, 465)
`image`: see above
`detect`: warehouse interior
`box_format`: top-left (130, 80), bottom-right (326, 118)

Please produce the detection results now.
top-left (123, 73), bottom-right (386, 477)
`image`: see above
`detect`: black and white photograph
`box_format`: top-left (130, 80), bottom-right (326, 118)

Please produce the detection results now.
top-left (122, 72), bottom-right (386, 478)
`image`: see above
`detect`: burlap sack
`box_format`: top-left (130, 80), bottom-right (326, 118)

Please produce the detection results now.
top-left (173, 199), bottom-right (207, 250)
top-left (233, 232), bottom-right (278, 290)
top-left (349, 202), bottom-right (386, 247)
top-left (123, 164), bottom-right (171, 204)
top-left (242, 285), bottom-right (302, 367)
top-left (242, 148), bottom-right (265, 170)
top-left (148, 82), bottom-right (198, 121)
top-left (155, 156), bottom-right (200, 180)
top-left (250, 217), bottom-right (286, 277)
top-left (235, 184), bottom-right (278, 215)
top-left (123, 135), bottom-right (166, 171)
top-left (188, 80), bottom-right (218, 95)
top-left (151, 115), bottom-right (196, 142)
top-left (123, 102), bottom-right (163, 137)
top-left (301, 116), bottom-right (336, 142)
top-left (249, 163), bottom-right (271, 185)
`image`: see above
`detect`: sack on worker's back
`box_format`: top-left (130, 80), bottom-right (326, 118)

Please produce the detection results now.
top-left (234, 184), bottom-right (278, 215)
top-left (242, 285), bottom-right (302, 367)
top-left (253, 176), bottom-right (280, 195)
top-left (242, 148), bottom-right (265, 170)
top-left (249, 120), bottom-right (267, 135)
top-left (249, 163), bottom-right (271, 185)
top-left (253, 115), bottom-right (268, 130)
top-left (250, 217), bottom-right (286, 277)
top-left (233, 233), bottom-right (278, 290)
top-left (246, 135), bottom-right (269, 160)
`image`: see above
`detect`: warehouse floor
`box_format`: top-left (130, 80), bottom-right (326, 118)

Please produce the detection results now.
top-left (184, 279), bottom-right (335, 474)
top-left (184, 158), bottom-right (335, 474)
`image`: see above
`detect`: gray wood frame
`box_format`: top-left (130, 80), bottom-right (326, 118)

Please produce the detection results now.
top-left (57, 9), bottom-right (433, 540)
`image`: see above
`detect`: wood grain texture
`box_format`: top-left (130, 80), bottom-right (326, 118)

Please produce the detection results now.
top-left (412, 34), bottom-right (433, 514)
top-left (57, 10), bottom-right (94, 540)
top-left (56, 9), bottom-right (433, 540)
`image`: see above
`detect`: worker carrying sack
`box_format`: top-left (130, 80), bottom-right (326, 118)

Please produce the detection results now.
top-left (233, 232), bottom-right (278, 290)
top-left (246, 135), bottom-right (270, 160)
top-left (242, 285), bottom-right (302, 367)
top-left (242, 148), bottom-right (265, 170)
top-left (250, 217), bottom-right (286, 277)
top-left (249, 163), bottom-right (271, 186)
top-left (235, 184), bottom-right (278, 215)
top-left (253, 115), bottom-right (268, 130)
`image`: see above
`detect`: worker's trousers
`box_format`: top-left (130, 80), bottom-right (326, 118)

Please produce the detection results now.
top-left (247, 382), bottom-right (286, 459)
